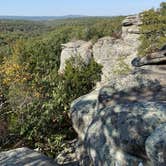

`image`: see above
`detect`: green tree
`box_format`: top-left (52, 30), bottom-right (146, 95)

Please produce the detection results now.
top-left (160, 2), bottom-right (166, 16)
top-left (139, 4), bottom-right (166, 56)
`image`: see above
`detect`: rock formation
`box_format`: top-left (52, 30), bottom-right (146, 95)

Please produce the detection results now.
top-left (59, 40), bottom-right (93, 73)
top-left (132, 49), bottom-right (166, 86)
top-left (93, 15), bottom-right (142, 84)
top-left (61, 14), bottom-right (166, 165)
top-left (59, 15), bottom-right (142, 85)
top-left (0, 148), bottom-right (58, 166)
top-left (69, 46), bottom-right (166, 165)
top-left (1, 15), bottom-right (165, 166)
top-left (132, 48), bottom-right (166, 67)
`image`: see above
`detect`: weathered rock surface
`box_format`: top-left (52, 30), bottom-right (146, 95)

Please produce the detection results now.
top-left (59, 40), bottom-right (93, 73)
top-left (57, 15), bottom-right (166, 165)
top-left (85, 94), bottom-right (165, 165)
top-left (59, 15), bottom-right (142, 85)
top-left (145, 123), bottom-right (166, 166)
top-left (0, 148), bottom-right (57, 166)
top-left (70, 90), bottom-right (99, 141)
top-left (122, 15), bottom-right (142, 27)
top-left (132, 49), bottom-right (166, 67)
top-left (69, 45), bottom-right (166, 165)
top-left (56, 139), bottom-right (92, 166)
top-left (132, 46), bottom-right (166, 86)
top-left (2, 15), bottom-right (165, 166)
top-left (93, 15), bottom-right (142, 84)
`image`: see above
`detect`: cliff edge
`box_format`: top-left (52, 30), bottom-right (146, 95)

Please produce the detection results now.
top-left (57, 15), bottom-right (166, 166)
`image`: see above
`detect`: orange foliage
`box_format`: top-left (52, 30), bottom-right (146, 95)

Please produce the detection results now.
top-left (0, 58), bottom-right (30, 86)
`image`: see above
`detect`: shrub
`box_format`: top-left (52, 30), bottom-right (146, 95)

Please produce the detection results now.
top-left (3, 54), bottom-right (102, 157)
top-left (139, 3), bottom-right (166, 56)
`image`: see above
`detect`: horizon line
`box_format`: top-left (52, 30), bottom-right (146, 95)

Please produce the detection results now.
top-left (0, 13), bottom-right (134, 17)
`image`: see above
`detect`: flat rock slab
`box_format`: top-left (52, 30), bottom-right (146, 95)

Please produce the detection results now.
top-left (0, 148), bottom-right (57, 166)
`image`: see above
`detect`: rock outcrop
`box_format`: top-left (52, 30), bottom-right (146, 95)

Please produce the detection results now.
top-left (1, 15), bottom-right (165, 166)
top-left (59, 15), bottom-right (142, 85)
top-left (0, 148), bottom-right (57, 166)
top-left (132, 48), bottom-right (166, 86)
top-left (93, 15), bottom-right (142, 84)
top-left (132, 48), bottom-right (166, 67)
top-left (57, 15), bottom-right (166, 165)
top-left (59, 40), bottom-right (93, 73)
top-left (69, 45), bottom-right (166, 166)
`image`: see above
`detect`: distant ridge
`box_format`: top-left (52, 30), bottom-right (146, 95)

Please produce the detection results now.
top-left (0, 15), bottom-right (86, 21)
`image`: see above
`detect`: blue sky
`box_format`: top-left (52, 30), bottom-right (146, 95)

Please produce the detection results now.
top-left (0, 0), bottom-right (164, 16)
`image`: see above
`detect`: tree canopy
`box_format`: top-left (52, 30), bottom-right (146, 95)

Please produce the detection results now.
top-left (139, 2), bottom-right (166, 56)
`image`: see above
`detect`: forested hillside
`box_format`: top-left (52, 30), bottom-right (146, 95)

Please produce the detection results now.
top-left (0, 2), bottom-right (165, 159)
top-left (0, 16), bottom-right (123, 157)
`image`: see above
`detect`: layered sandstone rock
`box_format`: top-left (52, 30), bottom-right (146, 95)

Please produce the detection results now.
top-left (59, 40), bottom-right (93, 73)
top-left (57, 15), bottom-right (166, 165)
top-left (69, 47), bottom-right (166, 165)
top-left (59, 15), bottom-right (142, 85)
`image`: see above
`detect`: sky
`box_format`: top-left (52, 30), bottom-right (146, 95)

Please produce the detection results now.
top-left (0, 0), bottom-right (164, 16)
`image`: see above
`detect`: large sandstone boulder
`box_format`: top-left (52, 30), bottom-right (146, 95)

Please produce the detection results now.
top-left (58, 15), bottom-right (165, 165)
top-left (59, 40), bottom-right (93, 73)
top-left (70, 90), bottom-right (100, 141)
top-left (132, 48), bottom-right (166, 67)
top-left (146, 123), bottom-right (166, 166)
top-left (69, 48), bottom-right (166, 165)
top-left (122, 15), bottom-right (142, 27)
top-left (92, 15), bottom-right (141, 85)
top-left (59, 15), bottom-right (142, 85)
top-left (132, 46), bottom-right (166, 86)
top-left (85, 86), bottom-right (165, 165)
top-left (0, 148), bottom-right (57, 166)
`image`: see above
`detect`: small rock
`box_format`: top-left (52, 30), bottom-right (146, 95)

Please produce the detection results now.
top-left (0, 147), bottom-right (57, 166)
